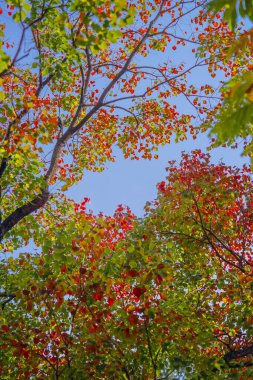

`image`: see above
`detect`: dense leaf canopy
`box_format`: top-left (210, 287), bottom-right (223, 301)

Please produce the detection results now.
top-left (207, 0), bottom-right (253, 160)
top-left (0, 0), bottom-right (253, 379)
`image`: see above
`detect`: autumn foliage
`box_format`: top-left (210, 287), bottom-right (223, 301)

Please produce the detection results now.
top-left (0, 0), bottom-right (253, 378)
top-left (1, 152), bottom-right (253, 378)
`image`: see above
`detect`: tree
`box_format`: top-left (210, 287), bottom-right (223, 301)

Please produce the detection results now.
top-left (1, 0), bottom-right (253, 378)
top-left (121, 150), bottom-right (253, 377)
top-left (0, 0), bottom-right (250, 246)
top-left (206, 0), bottom-right (253, 162)
top-left (1, 152), bottom-right (252, 378)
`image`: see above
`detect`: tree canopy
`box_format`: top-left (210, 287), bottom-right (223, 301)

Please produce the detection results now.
top-left (207, 0), bottom-right (253, 160)
top-left (0, 0), bottom-right (253, 378)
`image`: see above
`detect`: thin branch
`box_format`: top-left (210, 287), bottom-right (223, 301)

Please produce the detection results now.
top-left (192, 197), bottom-right (250, 274)
top-left (160, 229), bottom-right (206, 244)
top-left (104, 105), bottom-right (140, 126)
top-left (144, 319), bottom-right (157, 379)
top-left (149, 30), bottom-right (201, 45)
top-left (69, 44), bottom-right (92, 129)
top-left (98, 58), bottom-right (209, 108)
top-left (94, 0), bottom-right (167, 107)
top-left (0, 27), bottom-right (26, 78)
top-left (204, 226), bottom-right (244, 266)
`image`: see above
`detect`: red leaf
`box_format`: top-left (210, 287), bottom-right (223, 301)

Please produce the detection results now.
top-left (1, 325), bottom-right (8, 333)
top-left (126, 269), bottom-right (138, 277)
top-left (133, 287), bottom-right (146, 298)
top-left (108, 298), bottom-right (114, 307)
top-left (27, 300), bottom-right (33, 312)
top-left (93, 292), bottom-right (104, 301)
top-left (158, 181), bottom-right (166, 192)
top-left (61, 265), bottom-right (67, 274)
top-left (155, 274), bottom-right (163, 285)
top-left (79, 267), bottom-right (87, 275)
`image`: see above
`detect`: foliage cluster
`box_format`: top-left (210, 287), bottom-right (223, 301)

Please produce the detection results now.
top-left (0, 0), bottom-right (253, 378)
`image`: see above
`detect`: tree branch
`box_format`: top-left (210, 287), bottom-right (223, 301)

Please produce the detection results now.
top-left (144, 319), bottom-right (157, 379)
top-left (223, 343), bottom-right (253, 368)
top-left (0, 188), bottom-right (49, 241)
top-left (0, 292), bottom-right (16, 309)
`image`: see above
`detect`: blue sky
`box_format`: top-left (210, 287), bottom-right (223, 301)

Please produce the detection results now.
top-left (68, 136), bottom-right (249, 217)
